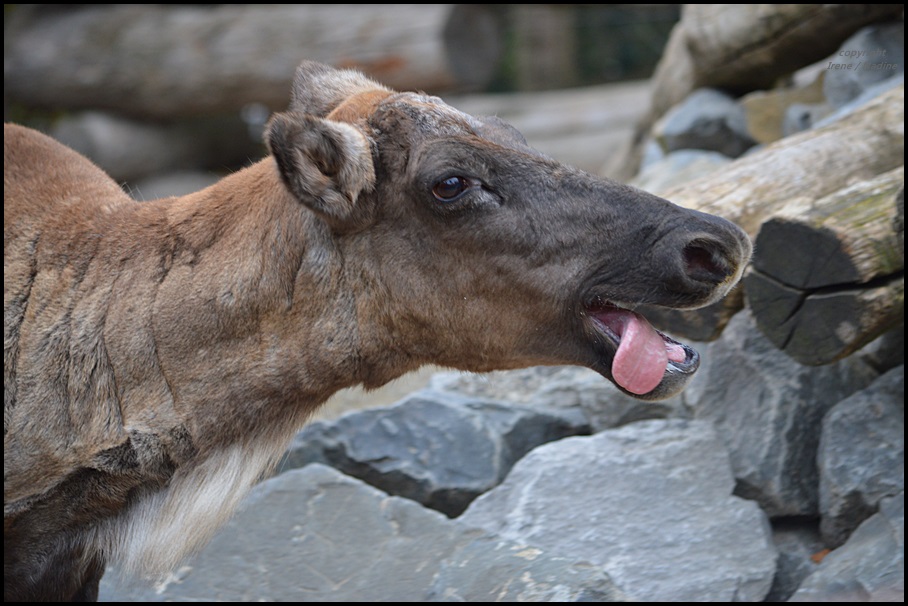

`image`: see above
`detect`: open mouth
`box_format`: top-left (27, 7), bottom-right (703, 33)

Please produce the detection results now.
top-left (584, 296), bottom-right (699, 397)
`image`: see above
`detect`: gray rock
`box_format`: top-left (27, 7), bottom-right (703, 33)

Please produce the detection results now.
top-left (459, 419), bottom-right (777, 602)
top-left (283, 390), bottom-right (590, 517)
top-left (856, 325), bottom-right (904, 375)
top-left (782, 102), bottom-right (834, 137)
top-left (653, 88), bottom-right (758, 158)
top-left (427, 537), bottom-right (627, 602)
top-left (682, 309), bottom-right (880, 517)
top-left (765, 519), bottom-right (825, 602)
top-left (99, 464), bottom-right (626, 602)
top-left (818, 366), bottom-right (905, 547)
top-left (638, 138), bottom-right (666, 172)
top-left (789, 492), bottom-right (904, 602)
top-left (429, 366), bottom-right (676, 430)
top-left (815, 73), bottom-right (905, 130)
top-left (629, 149), bottom-right (731, 196)
top-left (823, 22), bottom-right (905, 109)
top-left (429, 366), bottom-right (599, 408)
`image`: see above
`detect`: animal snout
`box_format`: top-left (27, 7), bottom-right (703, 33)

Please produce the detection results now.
top-left (682, 239), bottom-right (736, 286)
top-left (661, 215), bottom-right (752, 306)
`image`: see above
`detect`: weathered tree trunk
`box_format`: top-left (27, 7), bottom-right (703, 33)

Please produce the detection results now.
top-left (744, 170), bottom-right (904, 366)
top-left (608, 4), bottom-right (904, 182)
top-left (450, 80), bottom-right (651, 174)
top-left (4, 5), bottom-right (503, 120)
top-left (638, 85), bottom-right (904, 342)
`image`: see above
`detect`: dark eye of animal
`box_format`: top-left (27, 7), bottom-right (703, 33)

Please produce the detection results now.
top-left (432, 176), bottom-right (471, 201)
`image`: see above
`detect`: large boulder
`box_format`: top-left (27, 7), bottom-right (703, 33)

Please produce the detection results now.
top-left (823, 21), bottom-right (905, 109)
top-left (818, 366), bottom-right (905, 547)
top-left (682, 310), bottom-right (880, 516)
top-left (459, 419), bottom-right (777, 602)
top-left (652, 88), bottom-right (757, 158)
top-left (99, 464), bottom-right (626, 601)
top-left (429, 365), bottom-right (675, 428)
top-left (789, 492), bottom-right (904, 602)
top-left (283, 391), bottom-right (590, 517)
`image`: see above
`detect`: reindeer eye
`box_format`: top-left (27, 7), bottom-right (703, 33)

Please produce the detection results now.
top-left (432, 176), bottom-right (471, 201)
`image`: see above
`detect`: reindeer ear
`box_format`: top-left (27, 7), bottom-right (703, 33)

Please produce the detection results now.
top-left (266, 111), bottom-right (376, 231)
top-left (289, 60), bottom-right (390, 116)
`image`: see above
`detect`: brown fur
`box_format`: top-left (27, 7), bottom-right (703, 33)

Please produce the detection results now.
top-left (328, 89), bottom-right (395, 123)
top-left (4, 61), bottom-right (751, 601)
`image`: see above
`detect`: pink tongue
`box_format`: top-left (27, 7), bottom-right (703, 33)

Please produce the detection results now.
top-left (602, 310), bottom-right (671, 395)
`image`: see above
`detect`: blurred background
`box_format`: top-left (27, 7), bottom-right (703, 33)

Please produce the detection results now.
top-left (3, 4), bottom-right (678, 198)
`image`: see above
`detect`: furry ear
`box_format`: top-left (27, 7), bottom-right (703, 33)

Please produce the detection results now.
top-left (289, 61), bottom-right (390, 117)
top-left (266, 111), bottom-right (376, 231)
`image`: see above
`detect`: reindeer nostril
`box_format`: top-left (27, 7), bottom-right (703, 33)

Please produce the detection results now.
top-left (683, 242), bottom-right (731, 285)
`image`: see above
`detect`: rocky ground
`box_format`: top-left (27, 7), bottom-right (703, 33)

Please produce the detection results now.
top-left (99, 310), bottom-right (903, 602)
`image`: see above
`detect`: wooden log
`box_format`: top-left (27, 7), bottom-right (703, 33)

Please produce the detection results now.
top-left (744, 274), bottom-right (903, 366)
top-left (751, 168), bottom-right (904, 289)
top-left (743, 168), bottom-right (904, 366)
top-left (636, 84), bottom-right (904, 342)
top-left (609, 4), bottom-right (904, 181)
top-left (449, 80), bottom-right (651, 174)
top-left (4, 5), bottom-right (504, 120)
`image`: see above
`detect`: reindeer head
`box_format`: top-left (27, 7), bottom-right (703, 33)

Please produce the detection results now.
top-left (265, 62), bottom-right (751, 400)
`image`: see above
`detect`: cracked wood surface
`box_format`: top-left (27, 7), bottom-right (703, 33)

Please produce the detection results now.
top-left (639, 85), bottom-right (904, 344)
top-left (745, 169), bottom-right (903, 366)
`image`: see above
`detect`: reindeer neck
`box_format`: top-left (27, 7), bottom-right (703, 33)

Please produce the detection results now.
top-left (115, 160), bottom-right (359, 446)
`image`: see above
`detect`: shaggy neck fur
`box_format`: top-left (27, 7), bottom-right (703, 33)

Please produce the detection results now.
top-left (85, 157), bottom-right (429, 578)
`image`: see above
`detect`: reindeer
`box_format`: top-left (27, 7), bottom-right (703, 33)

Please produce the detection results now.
top-left (4, 61), bottom-right (751, 601)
